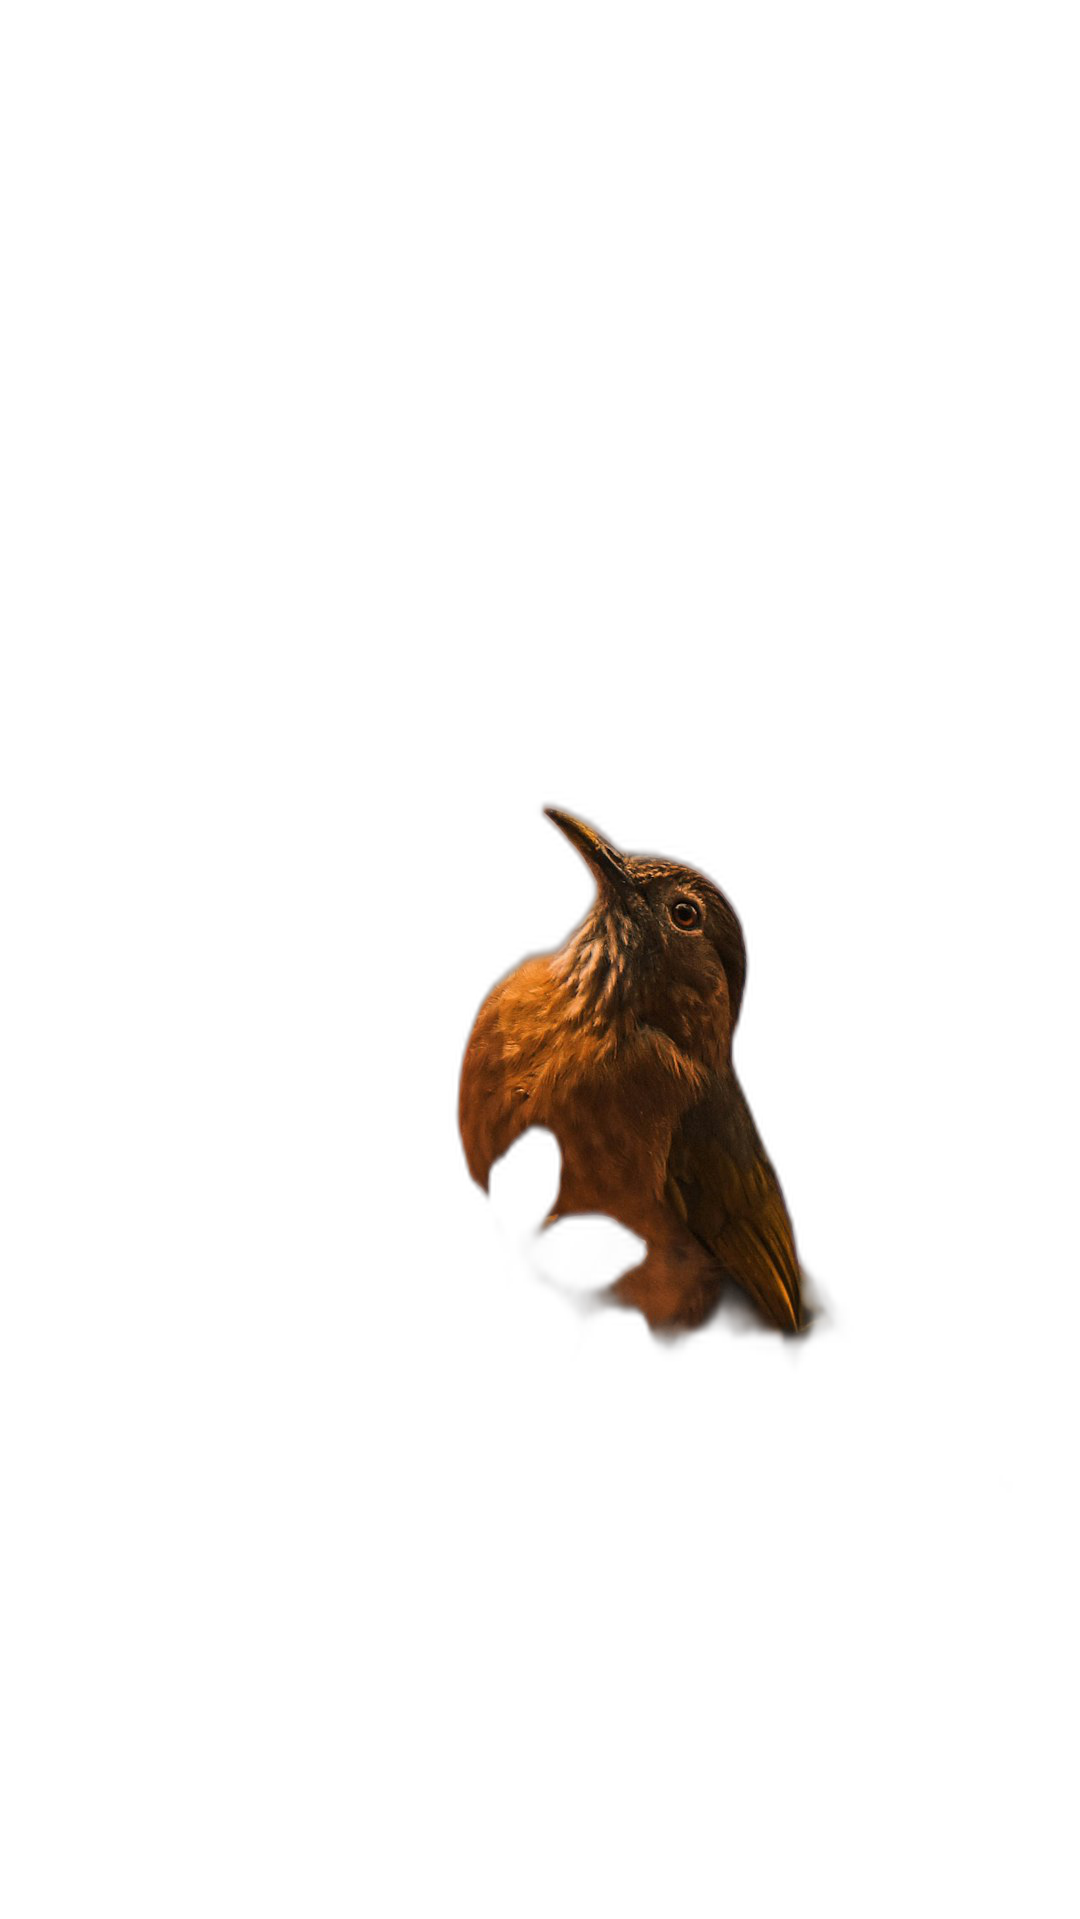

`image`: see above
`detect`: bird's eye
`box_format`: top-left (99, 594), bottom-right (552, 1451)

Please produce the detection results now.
top-left (670, 898), bottom-right (701, 930)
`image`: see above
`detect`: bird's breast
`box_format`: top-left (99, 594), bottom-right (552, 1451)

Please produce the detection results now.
top-left (543, 1086), bottom-right (669, 1228)
top-left (459, 958), bottom-right (717, 1236)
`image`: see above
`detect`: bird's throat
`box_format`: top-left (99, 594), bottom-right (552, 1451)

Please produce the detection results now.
top-left (550, 906), bottom-right (732, 1072)
top-left (551, 906), bottom-right (641, 1030)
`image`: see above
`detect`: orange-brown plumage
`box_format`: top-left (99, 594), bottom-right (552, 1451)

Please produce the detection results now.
top-left (459, 810), bottom-right (806, 1333)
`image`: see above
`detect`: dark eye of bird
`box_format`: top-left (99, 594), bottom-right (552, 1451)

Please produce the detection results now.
top-left (670, 898), bottom-right (701, 930)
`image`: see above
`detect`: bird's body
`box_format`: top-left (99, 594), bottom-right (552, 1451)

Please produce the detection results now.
top-left (459, 811), bottom-right (805, 1333)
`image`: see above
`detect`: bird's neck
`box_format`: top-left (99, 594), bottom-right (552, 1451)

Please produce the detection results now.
top-left (550, 909), bottom-right (732, 1072)
top-left (549, 906), bottom-right (639, 1034)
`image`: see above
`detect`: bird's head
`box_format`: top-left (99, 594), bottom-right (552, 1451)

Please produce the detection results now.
top-left (544, 808), bottom-right (747, 1053)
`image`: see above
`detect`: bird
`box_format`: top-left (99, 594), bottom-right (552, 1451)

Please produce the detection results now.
top-left (458, 809), bottom-right (807, 1334)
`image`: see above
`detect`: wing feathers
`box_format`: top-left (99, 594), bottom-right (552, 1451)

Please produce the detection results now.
top-left (667, 1079), bottom-right (805, 1333)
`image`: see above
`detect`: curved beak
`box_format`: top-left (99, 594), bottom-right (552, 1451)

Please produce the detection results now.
top-left (544, 808), bottom-right (636, 900)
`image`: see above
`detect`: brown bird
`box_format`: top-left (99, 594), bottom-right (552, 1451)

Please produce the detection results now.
top-left (459, 809), bottom-right (807, 1333)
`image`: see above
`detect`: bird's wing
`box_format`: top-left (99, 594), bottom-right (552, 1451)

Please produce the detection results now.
top-left (665, 1078), bottom-right (805, 1332)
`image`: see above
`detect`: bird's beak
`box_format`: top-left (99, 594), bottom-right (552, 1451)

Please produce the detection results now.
top-left (544, 808), bottom-right (636, 901)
